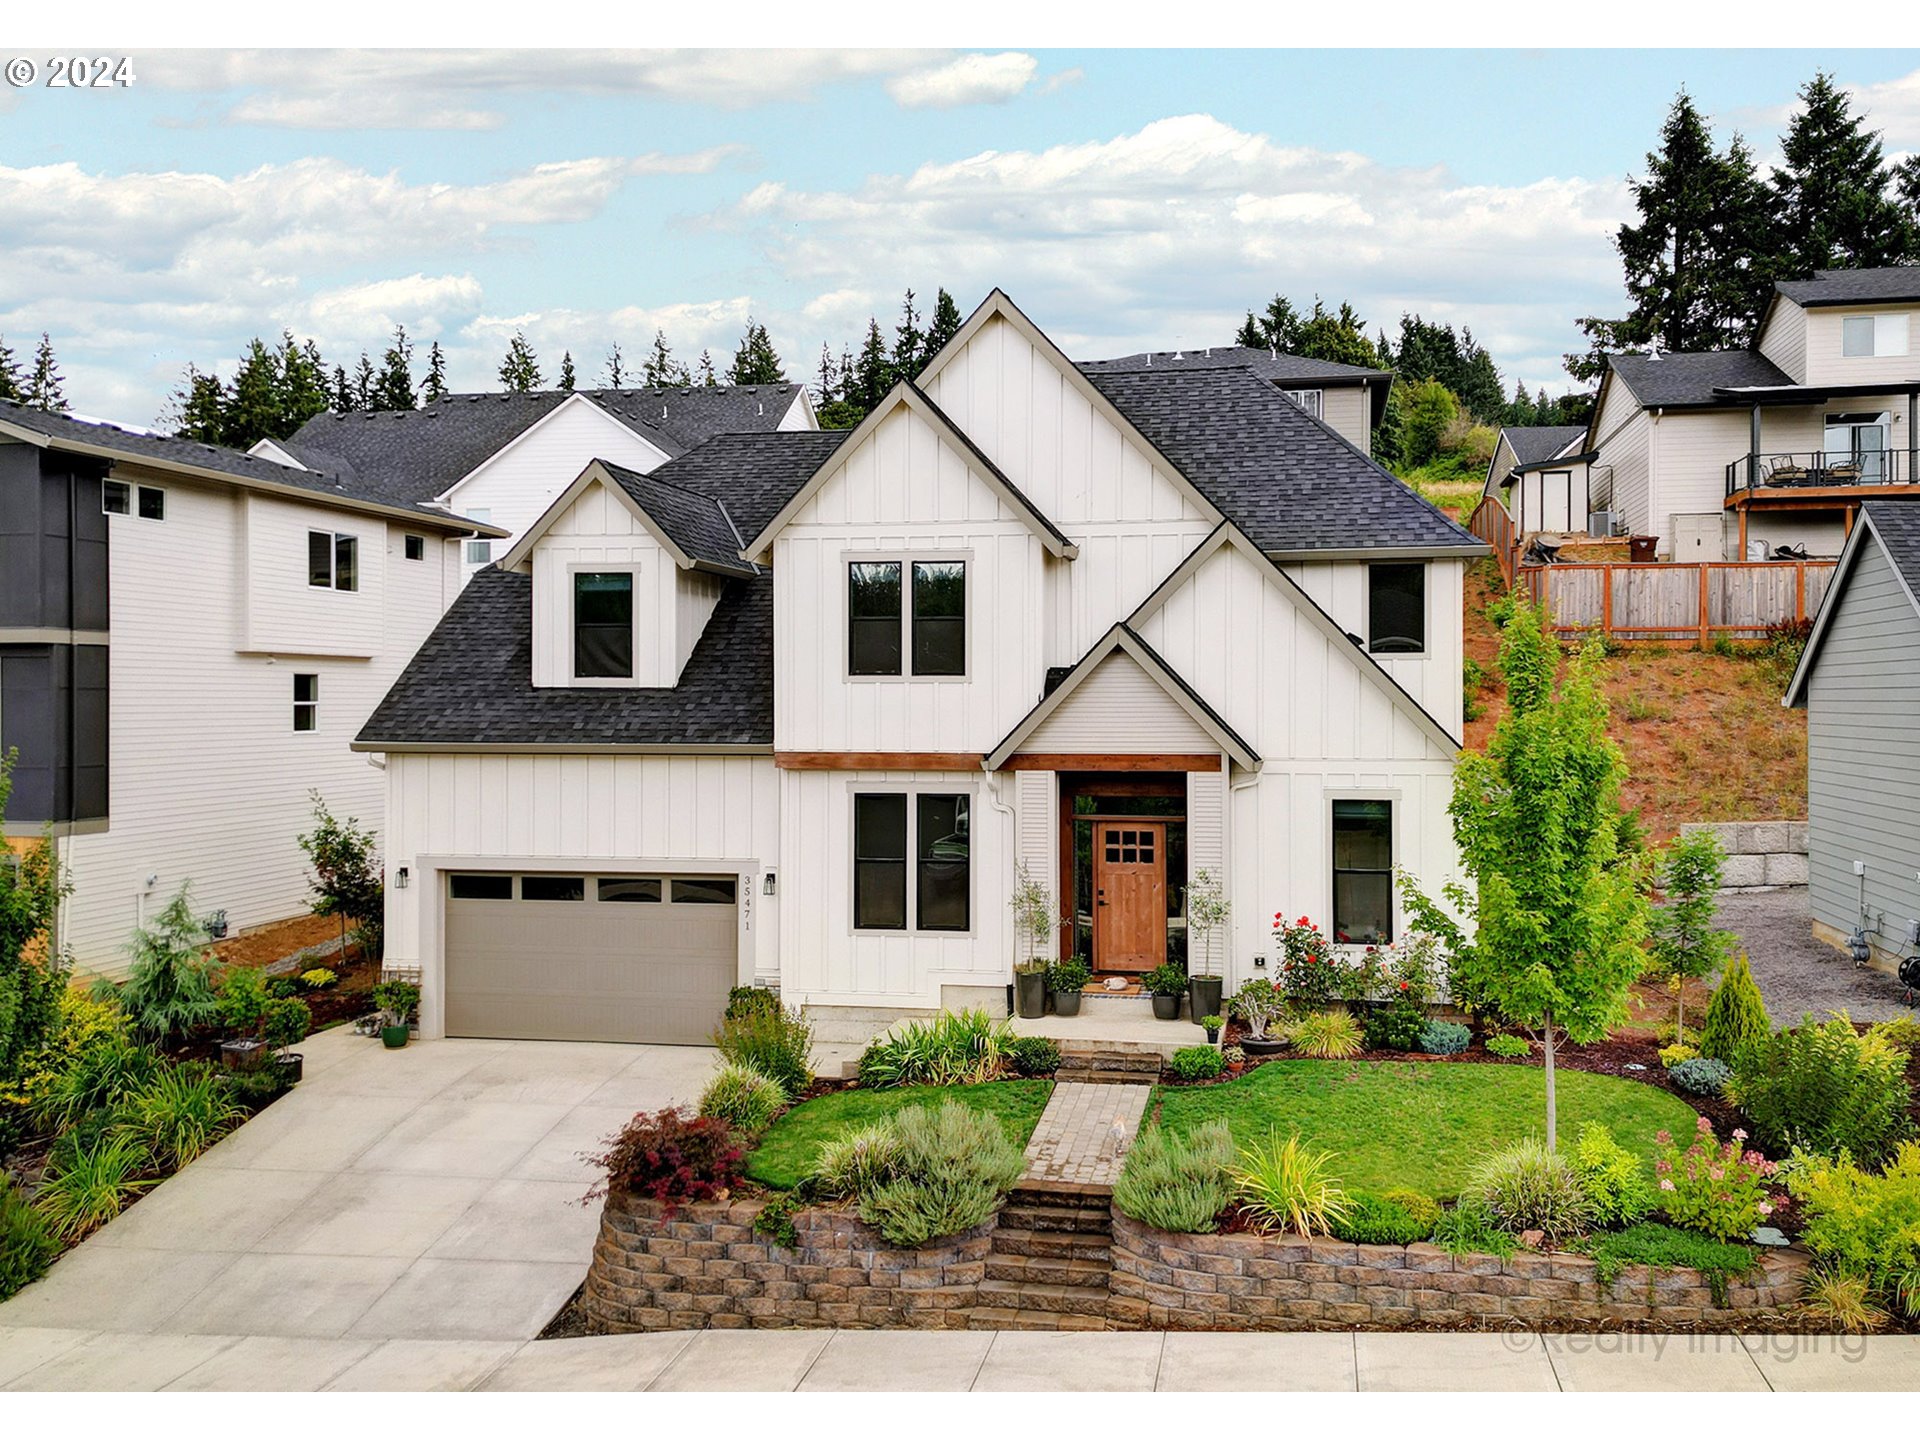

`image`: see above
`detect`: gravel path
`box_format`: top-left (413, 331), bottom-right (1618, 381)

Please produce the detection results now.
top-left (1714, 888), bottom-right (1916, 1024)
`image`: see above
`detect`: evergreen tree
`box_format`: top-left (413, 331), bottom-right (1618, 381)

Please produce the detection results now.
top-left (1294, 299), bottom-right (1379, 368)
top-left (280, 335), bottom-right (332, 430)
top-left (1506, 379), bottom-right (1538, 428)
top-left (1234, 312), bottom-right (1266, 349)
top-left (370, 326), bottom-right (416, 411)
top-left (851, 318), bottom-right (889, 413)
top-left (226, 338), bottom-right (284, 445)
top-left (815, 343), bottom-right (840, 406)
top-left (696, 349), bottom-right (718, 387)
top-left (170, 366), bottom-right (228, 442)
top-left (1455, 333), bottom-right (1507, 424)
top-left (1392, 314), bottom-right (1467, 390)
top-left (923, 288), bottom-right (964, 364)
top-left (1772, 71), bottom-right (1917, 276)
top-left (727, 319), bottom-right (784, 385)
top-left (25, 334), bottom-right (66, 413)
top-left (0, 336), bottom-right (22, 403)
top-left (1568, 92), bottom-right (1779, 381)
top-left (643, 330), bottom-right (688, 387)
top-left (1371, 382), bottom-right (1406, 470)
top-left (558, 351), bottom-right (576, 392)
top-left (351, 353), bottom-right (377, 409)
top-left (423, 341), bottom-right (448, 403)
top-left (331, 365), bottom-right (354, 413)
top-left (603, 342), bottom-right (627, 389)
top-left (497, 331), bottom-right (543, 392)
top-left (1236, 294), bottom-right (1304, 352)
top-left (889, 288), bottom-right (924, 387)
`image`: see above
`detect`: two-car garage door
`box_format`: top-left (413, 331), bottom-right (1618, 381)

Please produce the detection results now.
top-left (444, 871), bottom-right (739, 1045)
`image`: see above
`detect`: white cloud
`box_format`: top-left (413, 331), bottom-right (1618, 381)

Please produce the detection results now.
top-left (886, 53), bottom-right (1040, 110)
top-left (140, 49), bottom-right (941, 129)
top-left (719, 114), bottom-right (1629, 390)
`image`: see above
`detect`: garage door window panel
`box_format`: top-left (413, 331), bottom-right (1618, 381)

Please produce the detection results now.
top-left (598, 877), bottom-right (662, 903)
top-left (449, 874), bottom-right (513, 900)
top-left (670, 877), bottom-right (737, 905)
top-left (520, 875), bottom-right (586, 901)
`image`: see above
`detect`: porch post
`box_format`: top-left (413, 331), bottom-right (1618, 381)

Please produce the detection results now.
top-left (1908, 389), bottom-right (1917, 484)
top-left (1749, 404), bottom-right (1761, 490)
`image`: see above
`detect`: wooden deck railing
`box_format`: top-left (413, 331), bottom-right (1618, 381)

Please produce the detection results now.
top-left (1522, 559), bottom-right (1836, 644)
top-left (1467, 495), bottom-right (1519, 582)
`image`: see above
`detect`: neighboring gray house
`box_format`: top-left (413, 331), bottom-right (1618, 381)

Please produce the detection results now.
top-left (1784, 498), bottom-right (1920, 970)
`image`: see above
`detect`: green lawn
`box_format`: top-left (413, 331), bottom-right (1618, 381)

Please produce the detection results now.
top-left (746, 1079), bottom-right (1053, 1189)
top-left (1151, 1061), bottom-right (1698, 1199)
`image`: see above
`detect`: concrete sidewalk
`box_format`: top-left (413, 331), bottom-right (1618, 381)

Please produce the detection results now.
top-left (3, 1326), bottom-right (1914, 1391)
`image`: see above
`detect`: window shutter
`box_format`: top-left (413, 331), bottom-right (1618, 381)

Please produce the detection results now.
top-left (1015, 770), bottom-right (1056, 901)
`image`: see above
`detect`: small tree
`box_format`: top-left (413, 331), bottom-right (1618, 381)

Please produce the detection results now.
top-left (0, 756), bottom-right (70, 1151)
top-left (1699, 951), bottom-right (1770, 1065)
top-left (298, 793), bottom-right (384, 963)
top-left (1008, 861), bottom-right (1057, 972)
top-left (1648, 828), bottom-right (1735, 1037)
top-left (1446, 597), bottom-right (1651, 1150)
top-left (119, 885), bottom-right (219, 1045)
top-left (1187, 868), bottom-right (1230, 979)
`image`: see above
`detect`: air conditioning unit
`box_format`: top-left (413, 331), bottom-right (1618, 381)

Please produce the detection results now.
top-left (1587, 511), bottom-right (1618, 538)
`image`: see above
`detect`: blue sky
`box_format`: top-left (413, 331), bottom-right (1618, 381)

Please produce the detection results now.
top-left (7, 48), bottom-right (1920, 422)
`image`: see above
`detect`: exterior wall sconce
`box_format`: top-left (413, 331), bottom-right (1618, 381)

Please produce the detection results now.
top-left (763, 872), bottom-right (777, 897)
top-left (395, 867), bottom-right (410, 890)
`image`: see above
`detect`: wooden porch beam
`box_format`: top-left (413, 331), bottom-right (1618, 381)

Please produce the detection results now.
top-left (1000, 753), bottom-right (1223, 772)
top-left (774, 751), bottom-right (981, 771)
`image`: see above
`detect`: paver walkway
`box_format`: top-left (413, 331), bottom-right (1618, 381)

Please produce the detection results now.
top-left (1021, 1082), bottom-right (1152, 1185)
top-left (3, 1325), bottom-right (1913, 1391)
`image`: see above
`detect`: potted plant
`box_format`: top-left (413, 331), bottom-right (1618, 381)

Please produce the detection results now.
top-left (1200, 1013), bottom-right (1224, 1044)
top-left (1230, 977), bottom-right (1290, 1055)
top-left (263, 996), bottom-right (312, 1083)
top-left (1142, 962), bottom-right (1187, 1021)
top-left (1185, 868), bottom-right (1230, 1024)
top-left (1222, 1044), bottom-right (1246, 1074)
top-left (1046, 959), bottom-right (1092, 1016)
top-left (1008, 862), bottom-right (1058, 1021)
top-left (372, 978), bottom-right (421, 1049)
top-left (216, 965), bottom-right (271, 1071)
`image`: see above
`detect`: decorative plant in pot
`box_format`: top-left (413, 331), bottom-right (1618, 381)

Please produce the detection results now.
top-left (263, 996), bottom-right (312, 1084)
top-left (1229, 977), bottom-right (1290, 1055)
top-left (1200, 1013), bottom-right (1224, 1044)
top-left (215, 965), bottom-right (272, 1070)
top-left (1142, 962), bottom-right (1188, 1020)
top-left (1008, 862), bottom-right (1058, 1020)
top-left (1185, 868), bottom-right (1230, 1023)
top-left (372, 978), bottom-right (421, 1049)
top-left (1046, 959), bottom-right (1092, 1017)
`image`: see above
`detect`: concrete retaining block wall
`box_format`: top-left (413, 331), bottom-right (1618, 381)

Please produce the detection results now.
top-left (1679, 821), bottom-right (1809, 890)
top-left (1108, 1216), bottom-right (1807, 1329)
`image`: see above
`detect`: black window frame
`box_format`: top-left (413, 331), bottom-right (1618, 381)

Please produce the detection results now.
top-left (848, 561), bottom-right (904, 676)
top-left (1366, 561), bottom-right (1426, 655)
top-left (135, 485), bottom-right (165, 521)
top-left (849, 557), bottom-right (968, 678)
top-left (910, 560), bottom-right (967, 677)
top-left (102, 480), bottom-right (130, 515)
top-left (403, 534), bottom-right (426, 561)
top-left (1331, 799), bottom-right (1394, 945)
top-left (307, 529), bottom-right (359, 591)
top-left (292, 672), bottom-right (318, 732)
top-left (853, 792), bottom-right (909, 931)
top-left (572, 570), bottom-right (635, 680)
top-left (913, 792), bottom-right (971, 932)
top-left (853, 790), bottom-right (972, 934)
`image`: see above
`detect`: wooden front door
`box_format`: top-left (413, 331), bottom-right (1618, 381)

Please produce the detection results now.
top-left (1093, 821), bottom-right (1165, 972)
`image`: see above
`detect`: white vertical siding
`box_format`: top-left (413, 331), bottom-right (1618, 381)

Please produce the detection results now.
top-left (1281, 558), bottom-right (1466, 739)
top-left (62, 479), bottom-right (463, 973)
top-left (527, 479), bottom-right (677, 687)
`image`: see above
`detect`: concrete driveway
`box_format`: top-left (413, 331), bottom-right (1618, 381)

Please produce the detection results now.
top-left (0, 1025), bottom-right (718, 1347)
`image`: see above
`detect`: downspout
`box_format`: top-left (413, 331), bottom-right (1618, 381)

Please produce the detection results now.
top-left (1909, 390), bottom-right (1917, 485)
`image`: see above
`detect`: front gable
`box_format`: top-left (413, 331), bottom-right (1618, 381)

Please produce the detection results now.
top-left (441, 393), bottom-right (673, 535)
top-left (1130, 525), bottom-right (1460, 763)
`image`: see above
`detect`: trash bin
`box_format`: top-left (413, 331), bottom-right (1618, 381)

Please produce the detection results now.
top-left (1627, 535), bottom-right (1658, 563)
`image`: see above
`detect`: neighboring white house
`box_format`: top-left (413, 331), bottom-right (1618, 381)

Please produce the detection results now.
top-left (1481, 424), bottom-right (1595, 539)
top-left (1587, 265), bottom-right (1920, 560)
top-left (1079, 345), bottom-right (1392, 451)
top-left (0, 400), bottom-right (509, 975)
top-left (358, 292), bottom-right (1486, 1044)
top-left (257, 383), bottom-right (815, 582)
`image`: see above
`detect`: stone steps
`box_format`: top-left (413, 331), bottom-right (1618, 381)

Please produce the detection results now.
top-left (989, 1225), bottom-right (1115, 1261)
top-left (985, 1253), bottom-right (1111, 1287)
top-left (964, 1306), bottom-right (1110, 1332)
top-left (973, 1278), bottom-right (1111, 1317)
top-left (1054, 1049), bottom-right (1165, 1085)
top-left (999, 1203), bottom-right (1116, 1234)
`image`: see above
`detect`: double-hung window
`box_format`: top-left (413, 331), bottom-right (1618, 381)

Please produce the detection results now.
top-left (292, 673), bottom-right (318, 732)
top-left (1367, 562), bottom-right (1425, 654)
top-left (1332, 799), bottom-right (1393, 944)
top-left (573, 571), bottom-right (634, 679)
top-left (308, 531), bottom-right (358, 591)
top-left (847, 558), bottom-right (966, 677)
top-left (465, 508), bottom-right (494, 567)
top-left (853, 791), bottom-right (971, 933)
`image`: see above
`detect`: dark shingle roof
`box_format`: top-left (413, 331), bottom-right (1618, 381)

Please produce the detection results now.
top-left (283, 385), bottom-right (804, 507)
top-left (355, 567), bottom-right (775, 749)
top-left (1080, 346), bottom-right (1390, 385)
top-left (1864, 500), bottom-right (1920, 591)
top-left (1776, 266), bottom-right (1920, 308)
top-left (359, 429), bottom-right (848, 749)
top-left (1607, 351), bottom-right (1795, 408)
top-left (1502, 425), bottom-right (1589, 468)
top-left (1083, 364), bottom-right (1483, 554)
top-left (0, 400), bottom-right (482, 529)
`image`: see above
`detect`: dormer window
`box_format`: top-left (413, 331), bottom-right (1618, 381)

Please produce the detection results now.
top-left (574, 571), bottom-right (634, 680)
top-left (848, 557), bottom-right (967, 678)
top-left (1842, 314), bottom-right (1908, 357)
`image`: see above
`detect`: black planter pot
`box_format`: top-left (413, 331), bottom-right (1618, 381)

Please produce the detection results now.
top-left (1051, 989), bottom-right (1084, 1017)
top-left (277, 1052), bottom-right (305, 1084)
top-left (1187, 975), bottom-right (1223, 1023)
top-left (1150, 993), bottom-right (1182, 1021)
top-left (1014, 969), bottom-right (1048, 1019)
top-left (1241, 1034), bottom-right (1288, 1055)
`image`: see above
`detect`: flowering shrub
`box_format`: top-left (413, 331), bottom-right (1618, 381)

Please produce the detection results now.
top-left (1654, 1115), bottom-right (1777, 1243)
top-left (1274, 915), bottom-right (1340, 1008)
top-left (589, 1106), bottom-right (742, 1218)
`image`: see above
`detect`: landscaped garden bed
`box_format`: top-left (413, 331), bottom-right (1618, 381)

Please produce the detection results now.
top-left (746, 1079), bottom-right (1052, 1189)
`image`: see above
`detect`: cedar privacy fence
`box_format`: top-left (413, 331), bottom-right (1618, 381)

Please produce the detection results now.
top-left (1525, 559), bottom-right (1835, 644)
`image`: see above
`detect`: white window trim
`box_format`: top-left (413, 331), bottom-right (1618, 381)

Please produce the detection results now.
top-left (1329, 788), bottom-right (1401, 950)
top-left (843, 550), bottom-right (973, 683)
top-left (403, 533), bottom-right (427, 561)
top-left (464, 507), bottom-right (495, 568)
top-left (566, 560), bottom-right (643, 688)
top-left (1286, 388), bottom-right (1324, 419)
top-left (1842, 313), bottom-right (1910, 358)
top-left (846, 781), bottom-right (977, 938)
top-left (308, 529), bottom-right (360, 591)
top-left (292, 672), bottom-right (319, 733)
top-left (1363, 559), bottom-right (1428, 657)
